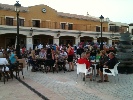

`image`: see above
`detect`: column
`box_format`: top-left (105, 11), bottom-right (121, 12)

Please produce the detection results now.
top-left (26, 36), bottom-right (33, 50)
top-left (75, 38), bottom-right (80, 45)
top-left (108, 38), bottom-right (112, 45)
top-left (93, 38), bottom-right (97, 43)
top-left (53, 38), bottom-right (59, 46)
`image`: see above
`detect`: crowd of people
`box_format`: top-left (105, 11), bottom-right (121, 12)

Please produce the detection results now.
top-left (0, 42), bottom-right (118, 82)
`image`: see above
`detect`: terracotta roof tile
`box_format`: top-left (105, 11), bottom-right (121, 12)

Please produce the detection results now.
top-left (0, 3), bottom-right (29, 12)
top-left (57, 12), bottom-right (100, 21)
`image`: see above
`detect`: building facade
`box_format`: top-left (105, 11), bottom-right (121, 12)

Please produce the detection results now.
top-left (0, 3), bottom-right (128, 49)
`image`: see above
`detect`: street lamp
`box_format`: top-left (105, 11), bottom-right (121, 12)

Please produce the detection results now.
top-left (14, 1), bottom-right (21, 58)
top-left (29, 28), bottom-right (33, 36)
top-left (78, 31), bottom-right (81, 38)
top-left (99, 15), bottom-right (104, 50)
top-left (57, 31), bottom-right (60, 37)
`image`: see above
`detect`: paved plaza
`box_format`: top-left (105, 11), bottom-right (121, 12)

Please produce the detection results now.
top-left (0, 64), bottom-right (133, 100)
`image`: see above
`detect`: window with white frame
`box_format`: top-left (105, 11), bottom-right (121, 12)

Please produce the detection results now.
top-left (61, 23), bottom-right (66, 29)
top-left (96, 26), bottom-right (100, 32)
top-left (68, 23), bottom-right (73, 30)
top-left (6, 17), bottom-right (13, 26)
top-left (19, 19), bottom-right (24, 26)
top-left (32, 19), bottom-right (41, 27)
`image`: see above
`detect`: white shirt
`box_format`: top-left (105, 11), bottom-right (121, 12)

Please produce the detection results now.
top-left (0, 58), bottom-right (9, 65)
top-left (38, 44), bottom-right (43, 49)
top-left (0, 58), bottom-right (9, 72)
top-left (60, 52), bottom-right (67, 56)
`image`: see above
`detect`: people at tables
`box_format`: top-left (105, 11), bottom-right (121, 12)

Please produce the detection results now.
top-left (97, 50), bottom-right (109, 83)
top-left (77, 52), bottom-right (92, 81)
top-left (103, 52), bottom-right (118, 82)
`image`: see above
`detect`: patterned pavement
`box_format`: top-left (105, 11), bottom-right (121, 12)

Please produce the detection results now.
top-left (1, 64), bottom-right (133, 100)
top-left (23, 64), bottom-right (133, 100)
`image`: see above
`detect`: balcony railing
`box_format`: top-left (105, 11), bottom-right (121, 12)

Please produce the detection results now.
top-left (0, 18), bottom-right (110, 32)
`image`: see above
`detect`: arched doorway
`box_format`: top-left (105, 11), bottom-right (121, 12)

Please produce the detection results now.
top-left (80, 36), bottom-right (93, 43)
top-left (33, 35), bottom-right (53, 48)
top-left (0, 33), bottom-right (26, 49)
top-left (97, 37), bottom-right (108, 45)
top-left (112, 37), bottom-right (119, 45)
top-left (59, 36), bottom-right (75, 45)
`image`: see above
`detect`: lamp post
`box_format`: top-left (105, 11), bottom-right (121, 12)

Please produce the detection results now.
top-left (14, 1), bottom-right (21, 58)
top-left (78, 31), bottom-right (81, 38)
top-left (29, 28), bottom-right (33, 36)
top-left (99, 15), bottom-right (104, 50)
top-left (57, 31), bottom-right (60, 37)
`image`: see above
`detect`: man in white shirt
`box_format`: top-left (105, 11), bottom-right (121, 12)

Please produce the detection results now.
top-left (0, 58), bottom-right (9, 71)
top-left (38, 44), bottom-right (43, 49)
top-left (57, 49), bottom-right (68, 71)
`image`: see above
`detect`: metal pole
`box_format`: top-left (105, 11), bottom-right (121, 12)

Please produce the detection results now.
top-left (100, 22), bottom-right (103, 50)
top-left (16, 12), bottom-right (21, 58)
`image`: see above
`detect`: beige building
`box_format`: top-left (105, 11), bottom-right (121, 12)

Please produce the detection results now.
top-left (0, 3), bottom-right (128, 49)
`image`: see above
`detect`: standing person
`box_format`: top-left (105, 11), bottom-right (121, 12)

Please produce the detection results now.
top-left (77, 46), bottom-right (84, 58)
top-left (67, 43), bottom-right (74, 72)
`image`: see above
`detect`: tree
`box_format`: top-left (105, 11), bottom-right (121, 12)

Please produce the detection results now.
top-left (116, 32), bottom-right (133, 74)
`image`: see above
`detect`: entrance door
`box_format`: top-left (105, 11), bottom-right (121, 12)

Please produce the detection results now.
top-left (33, 38), bottom-right (40, 49)
top-left (66, 40), bottom-right (73, 45)
top-left (6, 38), bottom-right (15, 47)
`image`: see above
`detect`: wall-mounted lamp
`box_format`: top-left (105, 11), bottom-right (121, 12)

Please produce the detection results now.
top-left (29, 28), bottom-right (33, 36)
top-left (78, 31), bottom-right (81, 38)
top-left (57, 31), bottom-right (60, 37)
top-left (95, 33), bottom-right (99, 38)
top-left (110, 33), bottom-right (114, 38)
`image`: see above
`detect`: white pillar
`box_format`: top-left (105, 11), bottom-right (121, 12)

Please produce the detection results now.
top-left (53, 38), bottom-right (59, 46)
top-left (26, 36), bottom-right (33, 50)
top-left (93, 38), bottom-right (97, 43)
top-left (75, 38), bottom-right (80, 45)
top-left (108, 39), bottom-right (112, 45)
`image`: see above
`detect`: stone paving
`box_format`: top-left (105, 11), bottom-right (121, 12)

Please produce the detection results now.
top-left (0, 78), bottom-right (43, 100)
top-left (22, 64), bottom-right (133, 100)
top-left (1, 64), bottom-right (133, 100)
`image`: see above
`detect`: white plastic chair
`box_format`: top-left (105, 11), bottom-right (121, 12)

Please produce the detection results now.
top-left (76, 63), bottom-right (92, 84)
top-left (103, 62), bottom-right (120, 83)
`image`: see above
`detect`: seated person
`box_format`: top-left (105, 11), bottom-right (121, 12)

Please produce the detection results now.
top-left (36, 48), bottom-right (46, 67)
top-left (77, 52), bottom-right (92, 81)
top-left (0, 58), bottom-right (10, 79)
top-left (103, 52), bottom-right (118, 82)
top-left (9, 51), bottom-right (18, 71)
top-left (0, 58), bottom-right (9, 71)
top-left (97, 50), bottom-right (109, 83)
top-left (39, 48), bottom-right (46, 58)
top-left (56, 49), bottom-right (67, 71)
top-left (45, 48), bottom-right (55, 71)
top-left (29, 50), bottom-right (39, 72)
